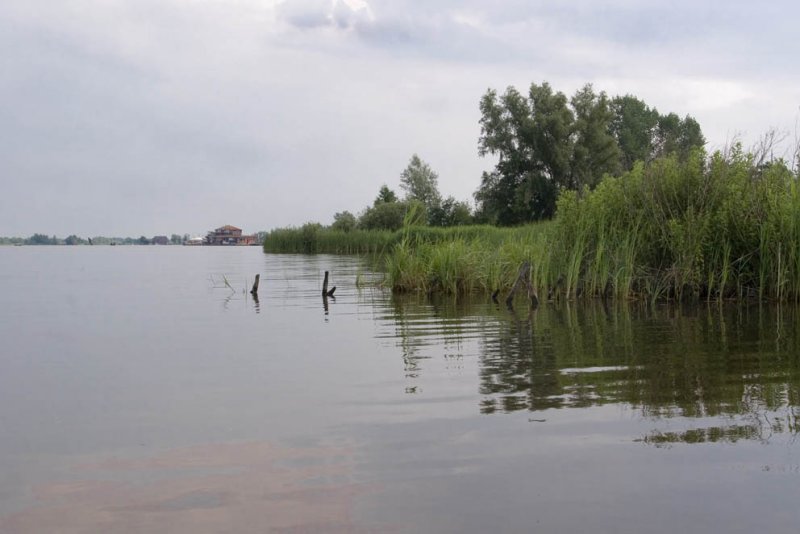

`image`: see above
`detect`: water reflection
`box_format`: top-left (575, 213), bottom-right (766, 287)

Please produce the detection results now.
top-left (3, 249), bottom-right (799, 532)
top-left (322, 293), bottom-right (334, 315)
top-left (380, 296), bottom-right (800, 444)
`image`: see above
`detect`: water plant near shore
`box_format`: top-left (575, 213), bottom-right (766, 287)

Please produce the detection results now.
top-left (387, 148), bottom-right (800, 301)
top-left (262, 222), bottom-right (512, 255)
top-left (265, 147), bottom-right (800, 302)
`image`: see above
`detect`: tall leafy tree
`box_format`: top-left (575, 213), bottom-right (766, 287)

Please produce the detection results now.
top-left (360, 184), bottom-right (425, 231)
top-left (374, 185), bottom-right (398, 205)
top-left (654, 113), bottom-right (705, 160)
top-left (331, 211), bottom-right (357, 232)
top-left (476, 80), bottom-right (707, 224)
top-left (610, 95), bottom-right (659, 170)
top-left (569, 84), bottom-right (620, 189)
top-left (399, 154), bottom-right (442, 212)
top-left (676, 116), bottom-right (705, 160)
top-left (428, 196), bottom-right (472, 227)
top-left (476, 82), bottom-right (574, 224)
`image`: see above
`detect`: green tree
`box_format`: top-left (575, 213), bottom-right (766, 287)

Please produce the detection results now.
top-left (429, 196), bottom-right (472, 226)
top-left (569, 84), bottom-right (620, 189)
top-left (677, 116), bottom-right (705, 160)
top-left (374, 185), bottom-right (398, 205)
top-left (610, 95), bottom-right (659, 170)
top-left (27, 233), bottom-right (54, 245)
top-left (654, 113), bottom-right (705, 160)
top-left (138, 236), bottom-right (150, 245)
top-left (170, 234), bottom-right (182, 245)
top-left (65, 234), bottom-right (81, 245)
top-left (476, 81), bottom-right (707, 224)
top-left (331, 211), bottom-right (357, 232)
top-left (476, 82), bottom-right (575, 224)
top-left (359, 202), bottom-right (408, 231)
top-left (399, 154), bottom-right (442, 212)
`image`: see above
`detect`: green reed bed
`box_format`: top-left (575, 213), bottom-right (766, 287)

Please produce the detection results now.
top-left (263, 223), bottom-right (511, 255)
top-left (385, 224), bottom-right (554, 296)
top-left (383, 148), bottom-right (800, 301)
top-left (263, 224), bottom-right (396, 254)
top-left (264, 148), bottom-right (800, 301)
top-left (551, 149), bottom-right (800, 301)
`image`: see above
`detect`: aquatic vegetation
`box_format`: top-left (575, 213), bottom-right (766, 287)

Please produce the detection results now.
top-left (265, 147), bottom-right (800, 302)
top-left (382, 148), bottom-right (800, 301)
top-left (263, 224), bottom-right (396, 255)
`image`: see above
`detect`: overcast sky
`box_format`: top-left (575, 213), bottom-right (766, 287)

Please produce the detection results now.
top-left (2, 0), bottom-right (799, 237)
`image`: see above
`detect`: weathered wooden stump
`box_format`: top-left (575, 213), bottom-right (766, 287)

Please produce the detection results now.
top-left (322, 271), bottom-right (336, 297)
top-left (505, 261), bottom-right (539, 309)
top-left (250, 274), bottom-right (260, 295)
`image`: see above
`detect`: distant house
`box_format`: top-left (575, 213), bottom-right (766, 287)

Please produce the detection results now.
top-left (152, 235), bottom-right (169, 245)
top-left (205, 225), bottom-right (257, 246)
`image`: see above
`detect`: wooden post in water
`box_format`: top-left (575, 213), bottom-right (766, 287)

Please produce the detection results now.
top-left (505, 261), bottom-right (538, 309)
top-left (322, 271), bottom-right (336, 297)
top-left (491, 289), bottom-right (500, 304)
top-left (250, 274), bottom-right (260, 296)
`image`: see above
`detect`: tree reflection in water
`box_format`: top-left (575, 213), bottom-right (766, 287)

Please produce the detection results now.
top-left (382, 294), bottom-right (800, 444)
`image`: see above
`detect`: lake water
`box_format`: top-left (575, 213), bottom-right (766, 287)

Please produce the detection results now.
top-left (1, 246), bottom-right (799, 533)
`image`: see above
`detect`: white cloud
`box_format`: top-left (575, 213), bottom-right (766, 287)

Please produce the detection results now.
top-left (1, 0), bottom-right (799, 235)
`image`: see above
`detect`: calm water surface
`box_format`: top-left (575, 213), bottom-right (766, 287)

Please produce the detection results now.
top-left (1, 246), bottom-right (799, 532)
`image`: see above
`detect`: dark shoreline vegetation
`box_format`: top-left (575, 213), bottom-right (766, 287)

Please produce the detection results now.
top-left (264, 80), bottom-right (800, 303)
top-left (265, 147), bottom-right (800, 302)
top-left (1, 234), bottom-right (194, 246)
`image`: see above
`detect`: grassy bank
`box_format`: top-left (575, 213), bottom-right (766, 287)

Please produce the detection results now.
top-left (263, 225), bottom-right (395, 254)
top-left (551, 147), bottom-right (800, 301)
top-left (262, 223), bottom-right (516, 255)
top-left (385, 224), bottom-right (551, 294)
top-left (265, 148), bottom-right (800, 302)
top-left (385, 148), bottom-right (800, 301)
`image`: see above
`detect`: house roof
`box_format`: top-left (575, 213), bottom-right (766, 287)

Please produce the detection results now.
top-left (215, 225), bottom-right (242, 232)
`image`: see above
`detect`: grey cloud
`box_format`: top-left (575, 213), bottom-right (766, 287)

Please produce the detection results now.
top-left (277, 0), bottom-right (332, 29)
top-left (2, 0), bottom-right (799, 237)
top-left (331, 1), bottom-right (371, 29)
top-left (276, 0), bottom-right (372, 30)
top-left (272, 0), bottom-right (800, 79)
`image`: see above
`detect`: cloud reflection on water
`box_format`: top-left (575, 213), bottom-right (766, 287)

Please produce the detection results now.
top-left (1, 440), bottom-right (389, 534)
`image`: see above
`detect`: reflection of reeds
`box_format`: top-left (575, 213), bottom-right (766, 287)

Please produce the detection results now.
top-left (470, 300), bottom-right (800, 441)
top-left (638, 425), bottom-right (760, 446)
top-left (382, 291), bottom-right (800, 445)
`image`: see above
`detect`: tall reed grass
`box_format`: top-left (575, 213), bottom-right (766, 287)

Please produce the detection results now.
top-left (381, 147), bottom-right (800, 301)
top-left (265, 147), bottom-right (800, 302)
top-left (262, 224), bottom-right (395, 255)
top-left (262, 223), bottom-right (511, 255)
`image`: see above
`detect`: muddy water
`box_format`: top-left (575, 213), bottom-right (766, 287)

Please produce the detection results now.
top-left (0, 246), bottom-right (798, 533)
